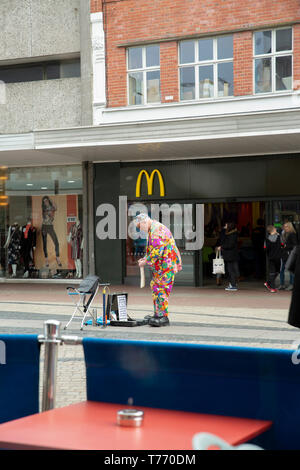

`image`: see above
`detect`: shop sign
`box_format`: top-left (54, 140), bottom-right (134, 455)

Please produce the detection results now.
top-left (135, 169), bottom-right (165, 198)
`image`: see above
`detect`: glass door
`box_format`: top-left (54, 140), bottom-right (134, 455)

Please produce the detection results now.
top-left (125, 201), bottom-right (196, 286)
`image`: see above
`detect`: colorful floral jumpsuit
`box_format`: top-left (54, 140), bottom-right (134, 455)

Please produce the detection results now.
top-left (145, 220), bottom-right (182, 317)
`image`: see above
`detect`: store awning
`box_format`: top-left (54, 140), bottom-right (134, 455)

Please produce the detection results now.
top-left (1, 107), bottom-right (300, 166)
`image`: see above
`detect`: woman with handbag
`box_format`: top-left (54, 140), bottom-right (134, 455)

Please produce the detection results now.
top-left (217, 222), bottom-right (239, 291)
top-left (287, 245), bottom-right (300, 327)
top-left (214, 226), bottom-right (226, 286)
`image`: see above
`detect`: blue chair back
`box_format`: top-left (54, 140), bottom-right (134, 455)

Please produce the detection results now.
top-left (0, 335), bottom-right (40, 424)
top-left (83, 338), bottom-right (300, 450)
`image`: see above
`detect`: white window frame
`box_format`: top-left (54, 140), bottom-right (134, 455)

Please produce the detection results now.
top-left (178, 35), bottom-right (234, 101)
top-left (127, 45), bottom-right (161, 106)
top-left (253, 27), bottom-right (293, 94)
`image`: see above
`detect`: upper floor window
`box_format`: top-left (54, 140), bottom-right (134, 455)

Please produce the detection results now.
top-left (127, 45), bottom-right (160, 105)
top-left (254, 28), bottom-right (292, 93)
top-left (179, 35), bottom-right (233, 101)
top-left (0, 59), bottom-right (81, 84)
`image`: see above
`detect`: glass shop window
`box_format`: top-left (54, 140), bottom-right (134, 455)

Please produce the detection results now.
top-left (0, 165), bottom-right (84, 280)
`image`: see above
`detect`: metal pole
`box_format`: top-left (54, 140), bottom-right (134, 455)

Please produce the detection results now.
top-left (41, 320), bottom-right (61, 412)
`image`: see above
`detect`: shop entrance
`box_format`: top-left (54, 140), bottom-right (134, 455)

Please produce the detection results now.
top-left (202, 201), bottom-right (266, 285)
top-left (124, 198), bottom-right (300, 287)
top-left (125, 201), bottom-right (195, 286)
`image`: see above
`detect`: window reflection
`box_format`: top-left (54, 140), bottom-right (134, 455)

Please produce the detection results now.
top-left (146, 45), bottom-right (160, 67)
top-left (199, 39), bottom-right (213, 61)
top-left (0, 59), bottom-right (80, 83)
top-left (218, 62), bottom-right (233, 97)
top-left (180, 67), bottom-right (195, 100)
top-left (180, 41), bottom-right (195, 64)
top-left (276, 28), bottom-right (292, 52)
top-left (254, 31), bottom-right (272, 55)
top-left (217, 35), bottom-right (233, 60)
top-left (180, 35), bottom-right (233, 100)
top-left (129, 72), bottom-right (144, 105)
top-left (199, 65), bottom-right (214, 98)
top-left (276, 56), bottom-right (292, 91)
top-left (128, 45), bottom-right (160, 105)
top-left (147, 70), bottom-right (160, 103)
top-left (254, 28), bottom-right (293, 94)
top-left (128, 47), bottom-right (143, 70)
top-left (255, 58), bottom-right (272, 93)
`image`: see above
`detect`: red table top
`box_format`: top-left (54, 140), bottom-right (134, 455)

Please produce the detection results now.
top-left (0, 401), bottom-right (272, 450)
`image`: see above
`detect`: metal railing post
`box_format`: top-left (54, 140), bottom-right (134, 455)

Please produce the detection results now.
top-left (41, 320), bottom-right (61, 412)
top-left (38, 320), bottom-right (83, 413)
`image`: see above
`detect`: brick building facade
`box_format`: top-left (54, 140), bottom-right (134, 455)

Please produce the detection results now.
top-left (91, 0), bottom-right (300, 107)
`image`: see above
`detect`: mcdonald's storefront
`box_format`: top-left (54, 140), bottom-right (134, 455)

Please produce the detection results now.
top-left (94, 155), bottom-right (300, 287)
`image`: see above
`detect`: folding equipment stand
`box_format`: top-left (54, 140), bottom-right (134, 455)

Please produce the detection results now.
top-left (65, 275), bottom-right (107, 330)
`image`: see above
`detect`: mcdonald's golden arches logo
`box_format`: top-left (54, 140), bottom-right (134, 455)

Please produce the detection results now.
top-left (135, 169), bottom-right (165, 198)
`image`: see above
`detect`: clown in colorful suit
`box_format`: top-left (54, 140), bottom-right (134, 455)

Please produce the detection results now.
top-left (136, 214), bottom-right (182, 327)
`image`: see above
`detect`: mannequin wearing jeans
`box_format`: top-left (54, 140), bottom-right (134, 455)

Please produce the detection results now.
top-left (41, 196), bottom-right (61, 267)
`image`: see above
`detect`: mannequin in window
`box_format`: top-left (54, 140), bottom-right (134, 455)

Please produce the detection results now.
top-left (41, 196), bottom-right (61, 267)
top-left (21, 220), bottom-right (37, 278)
top-left (68, 218), bottom-right (83, 278)
top-left (4, 223), bottom-right (22, 278)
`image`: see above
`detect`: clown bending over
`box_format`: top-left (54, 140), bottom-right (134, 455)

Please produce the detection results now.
top-left (135, 214), bottom-right (182, 327)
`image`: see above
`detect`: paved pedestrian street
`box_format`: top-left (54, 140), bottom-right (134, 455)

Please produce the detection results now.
top-left (0, 282), bottom-right (299, 409)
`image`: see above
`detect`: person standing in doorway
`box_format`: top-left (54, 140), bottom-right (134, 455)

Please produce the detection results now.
top-left (279, 222), bottom-right (298, 291)
top-left (217, 222), bottom-right (239, 291)
top-left (264, 225), bottom-right (282, 293)
top-left (135, 213), bottom-right (182, 327)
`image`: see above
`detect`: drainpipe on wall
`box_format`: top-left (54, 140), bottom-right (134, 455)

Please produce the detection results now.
top-left (91, 9), bottom-right (106, 124)
top-left (82, 161), bottom-right (95, 277)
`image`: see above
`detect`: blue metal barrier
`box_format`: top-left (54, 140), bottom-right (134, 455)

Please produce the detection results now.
top-left (0, 334), bottom-right (40, 424)
top-left (1, 327), bottom-right (300, 449)
top-left (83, 338), bottom-right (300, 450)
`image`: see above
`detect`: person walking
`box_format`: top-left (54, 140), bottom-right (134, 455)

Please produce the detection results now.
top-left (287, 245), bottom-right (300, 328)
top-left (135, 214), bottom-right (182, 327)
top-left (214, 226), bottom-right (226, 286)
top-left (217, 222), bottom-right (239, 291)
top-left (264, 225), bottom-right (282, 293)
top-left (279, 222), bottom-right (298, 291)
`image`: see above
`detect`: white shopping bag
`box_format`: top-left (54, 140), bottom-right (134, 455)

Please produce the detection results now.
top-left (140, 266), bottom-right (145, 288)
top-left (213, 251), bottom-right (225, 275)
